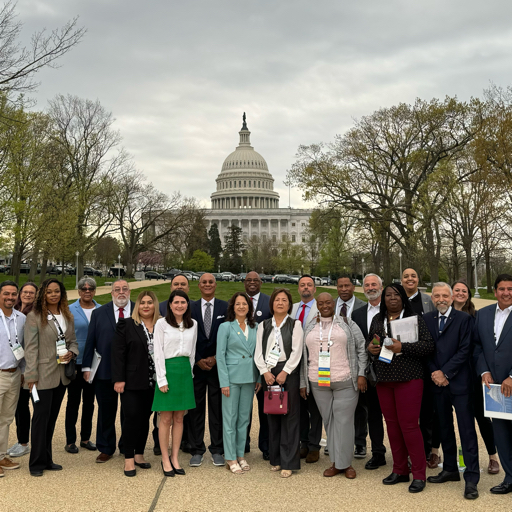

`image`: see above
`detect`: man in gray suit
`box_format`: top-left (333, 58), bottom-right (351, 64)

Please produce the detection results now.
top-left (292, 275), bottom-right (322, 463)
top-left (0, 281), bottom-right (25, 476)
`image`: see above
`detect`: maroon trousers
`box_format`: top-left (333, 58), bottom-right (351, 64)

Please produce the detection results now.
top-left (377, 379), bottom-right (426, 480)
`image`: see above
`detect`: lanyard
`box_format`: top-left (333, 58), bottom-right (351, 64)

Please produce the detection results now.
top-left (272, 316), bottom-right (287, 350)
top-left (141, 321), bottom-right (154, 345)
top-left (0, 310), bottom-right (18, 347)
top-left (383, 309), bottom-right (404, 337)
top-left (319, 318), bottom-right (334, 353)
top-left (49, 312), bottom-right (66, 341)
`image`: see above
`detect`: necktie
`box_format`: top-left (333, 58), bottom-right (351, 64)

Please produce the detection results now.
top-left (340, 302), bottom-right (347, 318)
top-left (118, 307), bottom-right (124, 319)
top-left (298, 304), bottom-right (307, 326)
top-left (439, 315), bottom-right (446, 332)
top-left (204, 302), bottom-right (212, 338)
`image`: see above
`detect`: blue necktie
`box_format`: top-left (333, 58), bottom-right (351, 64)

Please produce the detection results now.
top-left (439, 315), bottom-right (446, 333)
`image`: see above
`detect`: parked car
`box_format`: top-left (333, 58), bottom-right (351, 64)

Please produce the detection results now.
top-left (84, 266), bottom-right (103, 277)
top-left (47, 265), bottom-right (66, 275)
top-left (145, 271), bottom-right (166, 281)
top-left (320, 277), bottom-right (331, 286)
top-left (273, 274), bottom-right (290, 284)
top-left (311, 276), bottom-right (322, 286)
top-left (260, 274), bottom-right (273, 283)
top-left (288, 275), bottom-right (301, 284)
top-left (162, 270), bottom-right (178, 279)
top-left (0, 264), bottom-right (11, 274)
top-left (221, 272), bottom-right (236, 282)
top-left (235, 273), bottom-right (247, 282)
top-left (212, 273), bottom-right (223, 281)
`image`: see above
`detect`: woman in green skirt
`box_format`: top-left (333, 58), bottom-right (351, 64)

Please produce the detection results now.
top-left (153, 290), bottom-right (197, 476)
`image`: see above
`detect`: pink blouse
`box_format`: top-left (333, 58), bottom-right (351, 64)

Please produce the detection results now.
top-left (306, 318), bottom-right (351, 383)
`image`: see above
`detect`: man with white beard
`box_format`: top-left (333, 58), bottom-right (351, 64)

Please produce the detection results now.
top-left (352, 274), bottom-right (387, 469)
top-left (423, 282), bottom-right (479, 500)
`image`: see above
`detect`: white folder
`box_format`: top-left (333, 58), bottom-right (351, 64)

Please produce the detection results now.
top-left (88, 350), bottom-right (102, 383)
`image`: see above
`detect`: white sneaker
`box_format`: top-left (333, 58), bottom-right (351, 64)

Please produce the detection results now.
top-left (7, 443), bottom-right (30, 457)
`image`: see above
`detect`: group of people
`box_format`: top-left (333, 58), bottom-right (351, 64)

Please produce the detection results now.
top-left (0, 270), bottom-right (511, 500)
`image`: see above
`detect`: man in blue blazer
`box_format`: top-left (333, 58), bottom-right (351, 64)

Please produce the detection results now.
top-left (189, 273), bottom-right (228, 467)
top-left (65, 277), bottom-right (101, 454)
top-left (82, 280), bottom-right (134, 462)
top-left (244, 271), bottom-right (271, 459)
top-left (158, 274), bottom-right (190, 317)
top-left (424, 282), bottom-right (479, 500)
top-left (474, 274), bottom-right (512, 495)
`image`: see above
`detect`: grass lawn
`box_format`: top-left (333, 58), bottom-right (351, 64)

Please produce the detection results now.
top-left (91, 282), bottom-right (363, 306)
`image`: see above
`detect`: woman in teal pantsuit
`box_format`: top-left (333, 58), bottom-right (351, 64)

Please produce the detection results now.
top-left (217, 292), bottom-right (260, 475)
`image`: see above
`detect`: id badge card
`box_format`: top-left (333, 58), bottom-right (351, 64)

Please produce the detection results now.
top-left (11, 343), bottom-right (24, 361)
top-left (379, 345), bottom-right (394, 363)
top-left (318, 351), bottom-right (331, 387)
top-left (56, 338), bottom-right (66, 350)
top-left (266, 346), bottom-right (280, 368)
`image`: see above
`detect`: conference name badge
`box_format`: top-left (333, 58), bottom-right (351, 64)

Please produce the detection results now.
top-left (318, 351), bottom-right (331, 387)
top-left (11, 343), bottom-right (24, 361)
top-left (266, 347), bottom-right (280, 368)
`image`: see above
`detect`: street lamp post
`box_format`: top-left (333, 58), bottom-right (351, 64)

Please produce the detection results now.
top-left (75, 251), bottom-right (79, 289)
top-left (118, 254), bottom-right (121, 280)
top-left (474, 255), bottom-right (480, 298)
top-left (399, 251), bottom-right (403, 277)
top-left (362, 258), bottom-right (365, 279)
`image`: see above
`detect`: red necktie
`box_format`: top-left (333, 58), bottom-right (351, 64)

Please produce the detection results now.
top-left (298, 304), bottom-right (307, 326)
top-left (119, 307), bottom-right (124, 319)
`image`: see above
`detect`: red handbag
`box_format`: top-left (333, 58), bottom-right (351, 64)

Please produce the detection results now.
top-left (264, 386), bottom-right (289, 415)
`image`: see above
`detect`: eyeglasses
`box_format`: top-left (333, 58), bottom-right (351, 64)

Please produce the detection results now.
top-left (113, 287), bottom-right (130, 293)
top-left (80, 287), bottom-right (95, 292)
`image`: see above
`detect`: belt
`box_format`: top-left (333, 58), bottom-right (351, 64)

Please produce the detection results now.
top-left (1, 368), bottom-right (18, 373)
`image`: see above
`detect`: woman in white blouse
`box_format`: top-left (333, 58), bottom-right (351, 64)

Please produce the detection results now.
top-left (152, 290), bottom-right (197, 477)
top-left (254, 288), bottom-right (303, 478)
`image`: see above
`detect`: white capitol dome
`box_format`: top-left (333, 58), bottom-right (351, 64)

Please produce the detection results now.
top-left (211, 114), bottom-right (280, 210)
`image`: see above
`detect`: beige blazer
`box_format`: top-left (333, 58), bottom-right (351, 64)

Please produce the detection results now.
top-left (24, 310), bottom-right (79, 390)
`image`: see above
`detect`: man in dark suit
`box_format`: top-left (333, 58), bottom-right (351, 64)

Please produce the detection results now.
top-left (474, 273), bottom-right (512, 495)
top-left (243, 271), bottom-right (271, 459)
top-left (188, 273), bottom-right (227, 467)
top-left (158, 274), bottom-right (189, 317)
top-left (424, 282), bottom-right (479, 500)
top-left (351, 273), bottom-right (386, 469)
top-left (83, 280), bottom-right (134, 463)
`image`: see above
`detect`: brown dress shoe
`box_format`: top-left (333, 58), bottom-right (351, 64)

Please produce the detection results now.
top-left (300, 446), bottom-right (308, 459)
top-left (96, 453), bottom-right (113, 463)
top-left (427, 453), bottom-right (441, 469)
top-left (343, 466), bottom-right (356, 479)
top-left (0, 457), bottom-right (20, 470)
top-left (323, 463), bottom-right (343, 477)
top-left (488, 459), bottom-right (500, 475)
top-left (306, 450), bottom-right (319, 463)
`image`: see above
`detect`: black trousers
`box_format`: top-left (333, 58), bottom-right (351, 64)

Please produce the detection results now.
top-left (364, 383), bottom-right (386, 456)
top-left (188, 371), bottom-right (223, 456)
top-left (95, 378), bottom-right (124, 456)
top-left (246, 388), bottom-right (269, 453)
top-left (65, 365), bottom-right (95, 445)
top-left (354, 391), bottom-right (367, 448)
top-left (120, 388), bottom-right (154, 459)
top-left (493, 418), bottom-right (512, 484)
top-left (419, 375), bottom-right (434, 458)
top-left (29, 383), bottom-right (66, 472)
top-left (268, 363), bottom-right (301, 470)
top-left (14, 387), bottom-right (31, 444)
top-left (473, 377), bottom-right (496, 455)
top-left (300, 386), bottom-right (322, 451)
top-left (435, 389), bottom-right (480, 484)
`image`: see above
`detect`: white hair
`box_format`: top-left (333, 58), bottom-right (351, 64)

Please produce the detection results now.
top-left (363, 273), bottom-right (383, 287)
top-left (432, 282), bottom-right (452, 295)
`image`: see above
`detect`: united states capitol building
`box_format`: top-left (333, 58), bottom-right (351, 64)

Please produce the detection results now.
top-left (205, 114), bottom-right (313, 244)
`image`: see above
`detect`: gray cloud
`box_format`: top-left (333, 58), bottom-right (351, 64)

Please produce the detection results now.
top-left (15, 0), bottom-right (512, 208)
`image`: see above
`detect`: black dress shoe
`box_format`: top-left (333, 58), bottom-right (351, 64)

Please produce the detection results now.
top-left (354, 446), bottom-right (367, 459)
top-left (46, 463), bottom-right (63, 471)
top-left (262, 452), bottom-right (270, 461)
top-left (490, 481), bottom-right (512, 494)
top-left (464, 482), bottom-right (479, 500)
top-left (30, 470), bottom-right (43, 477)
top-left (80, 441), bottom-right (97, 451)
top-left (427, 470), bottom-right (461, 483)
top-left (365, 455), bottom-right (386, 470)
top-left (65, 444), bottom-right (79, 454)
top-left (409, 480), bottom-right (426, 493)
top-left (124, 469), bottom-right (136, 477)
top-left (383, 472), bottom-right (410, 485)
top-left (134, 461), bottom-right (151, 469)
top-left (153, 446), bottom-right (162, 456)
top-left (171, 461), bottom-right (186, 475)
top-left (180, 442), bottom-right (192, 454)
top-left (161, 461), bottom-right (175, 477)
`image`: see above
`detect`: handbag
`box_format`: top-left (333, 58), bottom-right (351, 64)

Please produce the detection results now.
top-left (365, 360), bottom-right (377, 387)
top-left (65, 356), bottom-right (77, 381)
top-left (264, 386), bottom-right (289, 415)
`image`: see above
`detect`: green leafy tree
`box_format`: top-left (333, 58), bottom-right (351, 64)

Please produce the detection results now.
top-left (185, 250), bottom-right (214, 272)
top-left (221, 225), bottom-right (244, 273)
top-left (208, 223), bottom-right (222, 268)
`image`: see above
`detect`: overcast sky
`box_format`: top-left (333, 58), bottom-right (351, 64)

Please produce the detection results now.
top-left (16, 0), bottom-right (512, 208)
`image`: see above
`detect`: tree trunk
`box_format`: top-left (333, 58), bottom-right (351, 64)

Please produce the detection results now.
top-left (465, 247), bottom-right (473, 289)
top-left (39, 255), bottom-right (49, 284)
top-left (29, 247), bottom-right (39, 281)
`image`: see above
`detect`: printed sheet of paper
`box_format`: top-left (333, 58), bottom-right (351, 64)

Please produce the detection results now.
top-left (390, 316), bottom-right (418, 343)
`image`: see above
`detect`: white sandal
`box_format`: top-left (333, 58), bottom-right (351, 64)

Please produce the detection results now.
top-left (238, 459), bottom-right (250, 471)
top-left (226, 462), bottom-right (244, 474)
top-left (270, 465), bottom-right (281, 472)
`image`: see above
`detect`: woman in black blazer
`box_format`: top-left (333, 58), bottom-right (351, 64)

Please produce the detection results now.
top-left (112, 291), bottom-right (159, 477)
